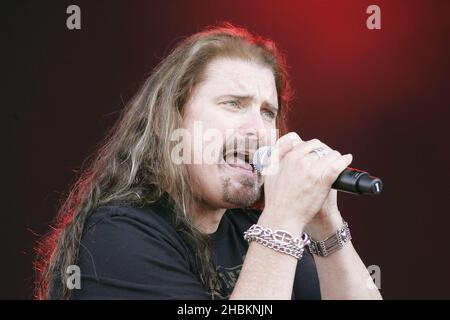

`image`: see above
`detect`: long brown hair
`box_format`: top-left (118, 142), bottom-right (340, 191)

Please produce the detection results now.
top-left (34, 22), bottom-right (292, 299)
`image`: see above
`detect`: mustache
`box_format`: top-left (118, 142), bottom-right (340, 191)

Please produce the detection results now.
top-left (221, 136), bottom-right (262, 163)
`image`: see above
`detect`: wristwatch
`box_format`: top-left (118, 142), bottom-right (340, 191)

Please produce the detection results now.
top-left (307, 222), bottom-right (352, 257)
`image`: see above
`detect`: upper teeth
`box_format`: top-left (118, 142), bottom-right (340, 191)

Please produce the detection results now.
top-left (225, 151), bottom-right (249, 163)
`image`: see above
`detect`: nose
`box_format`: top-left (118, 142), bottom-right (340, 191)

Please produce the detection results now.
top-left (237, 107), bottom-right (270, 147)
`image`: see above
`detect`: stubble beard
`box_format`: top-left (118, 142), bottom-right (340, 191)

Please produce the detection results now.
top-left (220, 173), bottom-right (262, 208)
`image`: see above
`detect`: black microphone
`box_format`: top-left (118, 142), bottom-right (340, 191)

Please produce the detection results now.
top-left (252, 146), bottom-right (383, 195)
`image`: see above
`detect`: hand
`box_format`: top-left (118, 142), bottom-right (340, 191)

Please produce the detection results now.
top-left (304, 189), bottom-right (348, 239)
top-left (260, 132), bottom-right (353, 232)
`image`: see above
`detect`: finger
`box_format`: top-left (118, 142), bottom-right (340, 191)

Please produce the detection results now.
top-left (265, 132), bottom-right (303, 166)
top-left (302, 150), bottom-right (342, 181)
top-left (272, 132), bottom-right (303, 160)
top-left (321, 153), bottom-right (353, 186)
top-left (260, 132), bottom-right (302, 175)
top-left (308, 149), bottom-right (342, 164)
top-left (286, 138), bottom-right (332, 162)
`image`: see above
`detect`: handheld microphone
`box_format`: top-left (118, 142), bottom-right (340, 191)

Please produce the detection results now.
top-left (252, 146), bottom-right (383, 195)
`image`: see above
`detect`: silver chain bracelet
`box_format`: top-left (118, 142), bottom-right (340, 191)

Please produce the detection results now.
top-left (243, 224), bottom-right (310, 260)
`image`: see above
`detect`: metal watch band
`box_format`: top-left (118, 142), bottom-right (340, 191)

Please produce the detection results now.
top-left (307, 221), bottom-right (352, 257)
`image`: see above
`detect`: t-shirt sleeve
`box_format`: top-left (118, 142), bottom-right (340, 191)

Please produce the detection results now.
top-left (70, 206), bottom-right (210, 300)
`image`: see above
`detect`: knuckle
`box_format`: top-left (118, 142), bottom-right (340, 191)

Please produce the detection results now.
top-left (286, 132), bottom-right (301, 141)
top-left (284, 132), bottom-right (301, 146)
top-left (331, 150), bottom-right (341, 158)
top-left (330, 160), bottom-right (345, 175)
top-left (322, 162), bottom-right (341, 181)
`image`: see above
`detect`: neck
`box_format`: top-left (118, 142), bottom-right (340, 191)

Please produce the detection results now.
top-left (189, 200), bottom-right (226, 234)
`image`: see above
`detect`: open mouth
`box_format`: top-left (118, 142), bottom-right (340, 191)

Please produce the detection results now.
top-left (222, 149), bottom-right (255, 172)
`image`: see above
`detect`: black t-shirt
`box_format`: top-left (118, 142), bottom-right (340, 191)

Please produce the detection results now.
top-left (64, 197), bottom-right (320, 300)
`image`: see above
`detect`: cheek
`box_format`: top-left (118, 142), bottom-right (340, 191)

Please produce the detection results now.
top-left (271, 126), bottom-right (279, 143)
top-left (260, 125), bottom-right (279, 147)
top-left (186, 163), bottom-right (223, 197)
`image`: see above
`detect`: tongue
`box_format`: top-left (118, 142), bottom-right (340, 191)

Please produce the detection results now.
top-left (225, 156), bottom-right (253, 171)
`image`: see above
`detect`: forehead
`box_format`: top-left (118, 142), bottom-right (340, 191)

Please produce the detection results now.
top-left (197, 57), bottom-right (278, 105)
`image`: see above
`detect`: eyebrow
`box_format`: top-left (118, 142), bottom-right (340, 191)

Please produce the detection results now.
top-left (215, 94), bottom-right (279, 112)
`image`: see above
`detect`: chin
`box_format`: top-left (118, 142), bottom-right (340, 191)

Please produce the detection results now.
top-left (221, 175), bottom-right (262, 208)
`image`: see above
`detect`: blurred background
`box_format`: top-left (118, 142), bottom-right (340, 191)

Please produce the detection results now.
top-left (4, 0), bottom-right (449, 299)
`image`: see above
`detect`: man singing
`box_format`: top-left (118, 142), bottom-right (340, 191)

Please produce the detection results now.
top-left (35, 23), bottom-right (382, 300)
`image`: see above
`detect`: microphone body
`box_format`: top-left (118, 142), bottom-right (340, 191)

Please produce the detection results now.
top-left (331, 168), bottom-right (383, 195)
top-left (252, 146), bottom-right (383, 195)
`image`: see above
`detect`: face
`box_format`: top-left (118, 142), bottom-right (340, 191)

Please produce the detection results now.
top-left (180, 57), bottom-right (279, 209)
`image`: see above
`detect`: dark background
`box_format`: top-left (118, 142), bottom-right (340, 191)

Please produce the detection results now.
top-left (4, 0), bottom-right (449, 299)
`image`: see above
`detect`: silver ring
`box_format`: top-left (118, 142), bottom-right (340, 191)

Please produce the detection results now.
top-left (311, 147), bottom-right (329, 159)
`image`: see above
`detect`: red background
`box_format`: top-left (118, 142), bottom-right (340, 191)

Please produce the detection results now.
top-left (5, 0), bottom-right (450, 299)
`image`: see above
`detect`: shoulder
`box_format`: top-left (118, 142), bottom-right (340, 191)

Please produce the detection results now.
top-left (77, 201), bottom-right (196, 279)
top-left (81, 200), bottom-right (191, 258)
top-left (85, 201), bottom-right (173, 233)
top-left (72, 201), bottom-right (208, 299)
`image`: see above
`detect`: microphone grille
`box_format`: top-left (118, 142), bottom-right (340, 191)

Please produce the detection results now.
top-left (252, 146), bottom-right (273, 173)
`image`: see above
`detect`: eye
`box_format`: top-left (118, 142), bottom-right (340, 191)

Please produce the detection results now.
top-left (222, 100), bottom-right (240, 108)
top-left (262, 110), bottom-right (276, 120)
